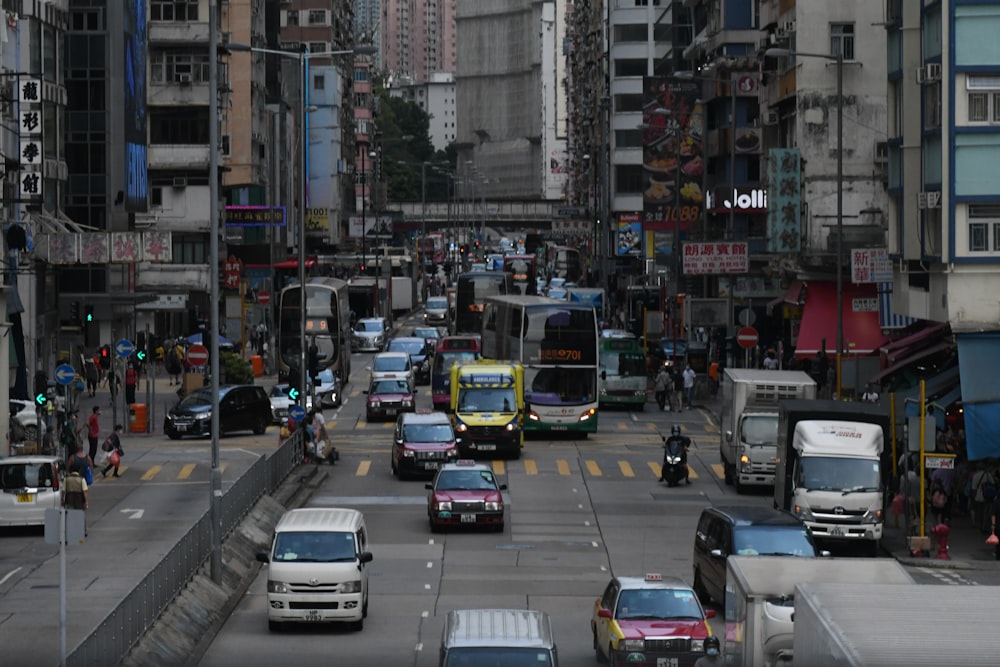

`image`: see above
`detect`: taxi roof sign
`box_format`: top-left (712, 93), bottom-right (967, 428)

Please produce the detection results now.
top-left (644, 573), bottom-right (663, 582)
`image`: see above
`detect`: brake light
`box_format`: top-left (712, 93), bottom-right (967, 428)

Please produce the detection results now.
top-left (51, 465), bottom-right (59, 491)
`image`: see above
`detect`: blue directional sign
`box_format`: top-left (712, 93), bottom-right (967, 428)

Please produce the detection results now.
top-left (288, 405), bottom-right (306, 422)
top-left (55, 363), bottom-right (76, 386)
top-left (115, 339), bottom-right (135, 358)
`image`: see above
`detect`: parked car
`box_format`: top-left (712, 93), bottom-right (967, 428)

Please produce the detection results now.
top-left (164, 385), bottom-right (271, 439)
top-left (692, 505), bottom-right (822, 606)
top-left (365, 378), bottom-right (416, 422)
top-left (391, 411), bottom-right (458, 480)
top-left (0, 455), bottom-right (64, 527)
top-left (351, 317), bottom-right (389, 353)
top-left (387, 337), bottom-right (433, 385)
top-left (9, 399), bottom-right (47, 444)
top-left (370, 351), bottom-right (413, 385)
top-left (425, 460), bottom-right (506, 532)
top-left (423, 296), bottom-right (449, 325)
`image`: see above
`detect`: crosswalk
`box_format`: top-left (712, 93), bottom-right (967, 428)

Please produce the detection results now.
top-left (88, 462), bottom-right (230, 483)
top-left (350, 457), bottom-right (728, 481)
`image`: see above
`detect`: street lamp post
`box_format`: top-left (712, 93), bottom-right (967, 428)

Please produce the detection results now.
top-left (229, 42), bottom-right (376, 409)
top-left (766, 48), bottom-right (844, 398)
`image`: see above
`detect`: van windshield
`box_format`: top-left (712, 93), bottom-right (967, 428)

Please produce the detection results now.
top-left (444, 648), bottom-right (554, 667)
top-left (272, 531), bottom-right (357, 562)
top-left (732, 526), bottom-right (816, 557)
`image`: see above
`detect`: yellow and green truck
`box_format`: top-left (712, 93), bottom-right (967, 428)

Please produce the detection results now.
top-left (449, 360), bottom-right (525, 459)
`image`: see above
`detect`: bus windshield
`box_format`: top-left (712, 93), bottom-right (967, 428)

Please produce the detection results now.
top-left (601, 350), bottom-right (646, 377)
top-left (526, 367), bottom-right (596, 406)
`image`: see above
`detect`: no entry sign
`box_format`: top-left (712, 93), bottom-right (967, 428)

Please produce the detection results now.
top-left (737, 327), bottom-right (759, 349)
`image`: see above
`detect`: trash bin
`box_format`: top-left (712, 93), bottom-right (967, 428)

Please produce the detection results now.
top-left (250, 355), bottom-right (264, 377)
top-left (129, 404), bottom-right (147, 433)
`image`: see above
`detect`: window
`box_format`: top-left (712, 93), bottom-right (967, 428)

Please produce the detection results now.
top-left (308, 9), bottom-right (327, 25)
top-left (615, 129), bottom-right (642, 148)
top-left (614, 94), bottom-right (644, 113)
top-left (966, 76), bottom-right (1000, 123)
top-left (286, 10), bottom-right (298, 26)
top-left (314, 74), bottom-right (325, 90)
top-left (150, 51), bottom-right (211, 84)
top-left (613, 24), bottom-right (648, 43)
top-left (614, 59), bottom-right (647, 77)
top-left (925, 82), bottom-right (942, 129)
top-left (830, 23), bottom-right (855, 60)
top-left (221, 134), bottom-right (231, 157)
top-left (172, 233), bottom-right (208, 264)
top-left (615, 165), bottom-right (644, 193)
top-left (967, 205), bottom-right (1000, 253)
top-left (150, 0), bottom-right (199, 21)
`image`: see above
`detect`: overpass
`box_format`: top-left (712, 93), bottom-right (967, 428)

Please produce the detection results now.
top-left (385, 200), bottom-right (589, 233)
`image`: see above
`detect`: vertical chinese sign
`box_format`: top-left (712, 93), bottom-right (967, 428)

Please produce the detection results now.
top-left (641, 77), bottom-right (705, 232)
top-left (18, 79), bottom-right (42, 203)
top-left (766, 148), bottom-right (801, 253)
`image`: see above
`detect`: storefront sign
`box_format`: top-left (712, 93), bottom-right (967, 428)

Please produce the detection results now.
top-left (851, 248), bottom-right (892, 284)
top-left (766, 148), bottom-right (801, 253)
top-left (707, 186), bottom-right (768, 213)
top-left (682, 242), bottom-right (749, 275)
top-left (852, 298), bottom-right (878, 312)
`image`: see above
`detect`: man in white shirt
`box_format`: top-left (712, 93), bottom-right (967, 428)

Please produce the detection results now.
top-left (682, 365), bottom-right (696, 409)
top-left (861, 383), bottom-right (880, 404)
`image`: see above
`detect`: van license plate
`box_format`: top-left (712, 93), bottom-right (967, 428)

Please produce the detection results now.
top-left (16, 493), bottom-right (34, 503)
top-left (305, 611), bottom-right (321, 622)
top-left (830, 526), bottom-right (844, 536)
top-left (477, 444), bottom-right (496, 451)
top-left (657, 659), bottom-right (678, 667)
top-left (460, 513), bottom-right (476, 523)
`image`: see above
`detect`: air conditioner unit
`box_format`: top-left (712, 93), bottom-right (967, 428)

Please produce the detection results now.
top-left (176, 73), bottom-right (193, 84)
top-left (917, 191), bottom-right (941, 209)
top-left (916, 66), bottom-right (927, 85)
top-left (762, 111), bottom-right (779, 126)
top-left (172, 177), bottom-right (188, 188)
top-left (874, 141), bottom-right (888, 165)
top-left (925, 63), bottom-right (942, 82)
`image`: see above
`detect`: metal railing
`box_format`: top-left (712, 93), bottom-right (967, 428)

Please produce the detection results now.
top-left (66, 429), bottom-right (305, 667)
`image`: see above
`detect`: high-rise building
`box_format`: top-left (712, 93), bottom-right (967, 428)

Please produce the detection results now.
top-left (381, 0), bottom-right (456, 86)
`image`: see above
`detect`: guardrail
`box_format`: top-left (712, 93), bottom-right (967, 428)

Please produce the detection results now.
top-left (65, 428), bottom-right (305, 667)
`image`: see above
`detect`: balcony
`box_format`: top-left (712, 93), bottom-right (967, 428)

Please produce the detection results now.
top-left (149, 21), bottom-right (209, 44)
top-left (148, 80), bottom-right (208, 107)
top-left (148, 144), bottom-right (211, 170)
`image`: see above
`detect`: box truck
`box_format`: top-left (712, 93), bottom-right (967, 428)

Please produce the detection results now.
top-left (720, 369), bottom-right (816, 492)
top-left (774, 400), bottom-right (891, 554)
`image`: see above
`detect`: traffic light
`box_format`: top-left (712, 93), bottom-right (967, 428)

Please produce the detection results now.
top-left (34, 371), bottom-right (48, 407)
top-left (69, 301), bottom-right (80, 324)
top-left (307, 343), bottom-right (320, 380)
top-left (85, 305), bottom-right (94, 323)
top-left (286, 385), bottom-right (300, 402)
top-left (99, 345), bottom-right (111, 370)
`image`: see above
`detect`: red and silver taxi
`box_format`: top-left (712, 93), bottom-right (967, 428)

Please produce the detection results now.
top-left (365, 377), bottom-right (416, 422)
top-left (591, 573), bottom-right (716, 667)
top-left (392, 411), bottom-right (458, 480)
top-left (425, 460), bottom-right (506, 532)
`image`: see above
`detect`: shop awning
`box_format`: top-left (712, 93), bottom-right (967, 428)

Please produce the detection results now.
top-left (794, 282), bottom-right (887, 358)
top-left (869, 340), bottom-right (953, 385)
top-left (903, 384), bottom-right (961, 431)
top-left (880, 321), bottom-right (950, 363)
top-left (766, 280), bottom-right (804, 312)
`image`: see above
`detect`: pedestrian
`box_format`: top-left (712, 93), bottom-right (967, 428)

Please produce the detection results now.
top-left (60, 410), bottom-right (82, 459)
top-left (972, 467), bottom-right (997, 532)
top-left (66, 441), bottom-right (94, 487)
top-left (86, 406), bottom-right (101, 463)
top-left (654, 365), bottom-right (670, 411)
top-left (694, 636), bottom-right (722, 666)
top-left (125, 363), bottom-right (138, 404)
top-left (683, 364), bottom-right (696, 409)
top-left (671, 365), bottom-right (684, 413)
top-left (861, 383), bottom-right (880, 404)
top-left (762, 350), bottom-right (779, 370)
top-left (708, 361), bottom-right (720, 397)
top-left (165, 339), bottom-right (183, 385)
top-left (61, 467), bottom-right (89, 536)
top-left (85, 358), bottom-right (98, 397)
top-left (100, 424), bottom-right (125, 478)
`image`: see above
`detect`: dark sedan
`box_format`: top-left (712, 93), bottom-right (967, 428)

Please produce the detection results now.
top-left (388, 336), bottom-right (434, 385)
top-left (164, 385), bottom-right (271, 439)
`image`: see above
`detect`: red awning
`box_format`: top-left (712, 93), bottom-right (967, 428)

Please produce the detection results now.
top-left (766, 280), bottom-right (804, 312)
top-left (794, 282), bottom-right (887, 358)
top-left (879, 321), bottom-right (950, 362)
top-left (869, 340), bottom-right (953, 384)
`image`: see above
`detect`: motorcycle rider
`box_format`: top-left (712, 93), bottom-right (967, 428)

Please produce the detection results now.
top-left (661, 424), bottom-right (692, 484)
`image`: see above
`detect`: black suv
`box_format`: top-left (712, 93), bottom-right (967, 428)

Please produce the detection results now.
top-left (164, 385), bottom-right (271, 439)
top-left (692, 505), bottom-right (820, 606)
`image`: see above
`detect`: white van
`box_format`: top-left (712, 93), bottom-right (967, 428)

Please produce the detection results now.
top-left (256, 507), bottom-right (373, 631)
top-left (439, 609), bottom-right (559, 666)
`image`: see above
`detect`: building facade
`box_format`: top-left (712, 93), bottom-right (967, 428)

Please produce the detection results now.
top-left (381, 0), bottom-right (455, 87)
top-left (389, 71), bottom-right (456, 150)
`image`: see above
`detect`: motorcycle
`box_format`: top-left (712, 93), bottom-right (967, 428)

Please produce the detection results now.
top-left (661, 436), bottom-right (689, 487)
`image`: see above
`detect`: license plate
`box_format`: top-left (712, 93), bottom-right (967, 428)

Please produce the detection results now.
top-left (830, 525), bottom-right (844, 536)
top-left (16, 493), bottom-right (34, 503)
top-left (305, 611), bottom-right (321, 622)
top-left (175, 424), bottom-right (188, 432)
top-left (423, 462), bottom-right (439, 470)
top-left (385, 409), bottom-right (397, 416)
top-left (460, 513), bottom-right (476, 523)
top-left (477, 444), bottom-right (496, 451)
top-left (550, 425), bottom-right (568, 431)
top-left (657, 659), bottom-right (678, 667)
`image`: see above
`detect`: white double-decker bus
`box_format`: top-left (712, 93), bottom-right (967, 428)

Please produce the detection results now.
top-left (481, 295), bottom-right (599, 435)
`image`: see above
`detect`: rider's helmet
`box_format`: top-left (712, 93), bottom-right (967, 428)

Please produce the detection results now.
top-left (671, 425), bottom-right (682, 436)
top-left (704, 636), bottom-right (720, 651)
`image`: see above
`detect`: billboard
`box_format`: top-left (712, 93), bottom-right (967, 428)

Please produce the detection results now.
top-left (124, 0), bottom-right (148, 212)
top-left (766, 148), bottom-right (801, 252)
top-left (642, 77), bottom-right (704, 232)
top-left (616, 213), bottom-right (641, 256)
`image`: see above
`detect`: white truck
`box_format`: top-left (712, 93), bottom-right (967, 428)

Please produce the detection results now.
top-left (720, 369), bottom-right (816, 492)
top-left (391, 276), bottom-right (414, 314)
top-left (725, 556), bottom-right (913, 667)
top-left (774, 400), bottom-right (890, 555)
top-left (793, 582), bottom-right (1000, 666)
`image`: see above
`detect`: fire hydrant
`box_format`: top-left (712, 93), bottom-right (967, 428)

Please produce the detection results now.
top-left (930, 522), bottom-right (951, 560)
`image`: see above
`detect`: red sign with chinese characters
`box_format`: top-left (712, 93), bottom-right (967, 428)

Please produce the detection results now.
top-left (682, 242), bottom-right (749, 276)
top-left (224, 256), bottom-right (242, 289)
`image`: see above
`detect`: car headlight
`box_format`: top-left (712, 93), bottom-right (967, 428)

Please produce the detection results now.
top-left (623, 639), bottom-right (645, 651)
top-left (634, 389), bottom-right (646, 397)
top-left (505, 421), bottom-right (520, 432)
top-left (445, 447), bottom-right (458, 458)
top-left (340, 580), bottom-right (362, 594)
top-left (402, 449), bottom-right (415, 458)
top-left (195, 412), bottom-right (211, 420)
top-left (403, 399), bottom-right (413, 407)
top-left (484, 501), bottom-right (502, 511)
top-left (435, 501), bottom-right (452, 511)
top-left (267, 580), bottom-right (291, 594)
top-left (369, 401), bottom-right (380, 408)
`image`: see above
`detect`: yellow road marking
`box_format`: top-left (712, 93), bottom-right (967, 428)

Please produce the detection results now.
top-left (524, 459), bottom-right (538, 475)
top-left (356, 460), bottom-right (371, 476)
top-left (616, 421), bottom-right (629, 430)
top-left (383, 421), bottom-right (394, 428)
top-left (141, 465), bottom-right (161, 481)
top-left (326, 420), bottom-right (336, 429)
top-left (646, 422), bottom-right (658, 431)
top-left (557, 459), bottom-right (571, 475)
top-left (492, 461), bottom-right (506, 475)
top-left (648, 462), bottom-right (662, 477)
top-left (178, 464), bottom-right (196, 479)
top-left (585, 460), bottom-right (602, 476)
top-left (618, 461), bottom-right (634, 477)
top-left (710, 463), bottom-right (725, 479)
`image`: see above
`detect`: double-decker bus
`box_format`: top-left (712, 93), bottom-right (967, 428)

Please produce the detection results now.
top-left (277, 277), bottom-right (352, 384)
top-left (502, 254), bottom-right (538, 296)
top-left (481, 295), bottom-right (599, 435)
top-left (598, 333), bottom-right (648, 410)
top-left (453, 271), bottom-right (514, 335)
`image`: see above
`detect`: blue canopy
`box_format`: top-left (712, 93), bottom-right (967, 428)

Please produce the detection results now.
top-left (186, 332), bottom-right (235, 348)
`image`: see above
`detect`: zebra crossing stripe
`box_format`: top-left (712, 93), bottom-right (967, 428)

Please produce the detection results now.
top-left (619, 461), bottom-right (635, 477)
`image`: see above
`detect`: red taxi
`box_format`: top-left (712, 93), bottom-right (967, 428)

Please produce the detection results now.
top-left (425, 460), bottom-right (506, 532)
top-left (365, 377), bottom-right (416, 422)
top-left (392, 411), bottom-right (458, 480)
top-left (591, 573), bottom-right (716, 667)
